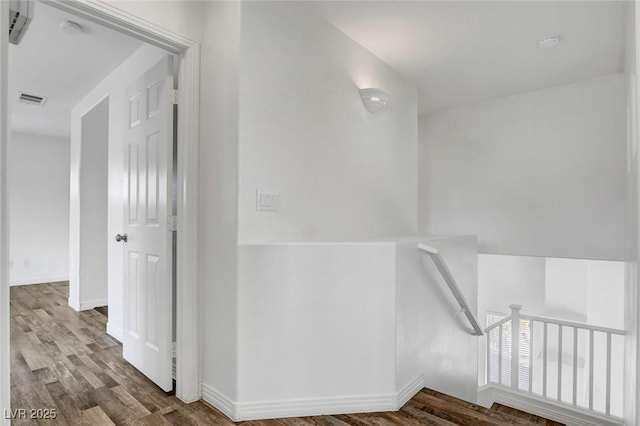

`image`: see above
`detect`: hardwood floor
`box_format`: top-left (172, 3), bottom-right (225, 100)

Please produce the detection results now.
top-left (10, 282), bottom-right (562, 425)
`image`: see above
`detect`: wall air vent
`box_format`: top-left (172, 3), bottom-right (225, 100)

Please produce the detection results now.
top-left (16, 92), bottom-right (47, 107)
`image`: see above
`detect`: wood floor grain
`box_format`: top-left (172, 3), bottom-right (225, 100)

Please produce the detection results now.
top-left (10, 282), bottom-right (562, 425)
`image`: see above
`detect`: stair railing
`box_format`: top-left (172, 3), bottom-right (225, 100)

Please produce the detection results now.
top-left (485, 304), bottom-right (625, 419)
top-left (417, 243), bottom-right (483, 336)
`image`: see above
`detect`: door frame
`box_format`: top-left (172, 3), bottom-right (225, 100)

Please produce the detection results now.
top-left (0, 0), bottom-right (201, 415)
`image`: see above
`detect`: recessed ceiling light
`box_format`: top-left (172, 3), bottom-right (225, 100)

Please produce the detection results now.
top-left (59, 20), bottom-right (83, 35)
top-left (538, 34), bottom-right (560, 49)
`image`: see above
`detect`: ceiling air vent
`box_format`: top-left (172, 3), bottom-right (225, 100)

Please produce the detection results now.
top-left (16, 92), bottom-right (47, 107)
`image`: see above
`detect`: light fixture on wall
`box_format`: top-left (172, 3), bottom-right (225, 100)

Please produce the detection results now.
top-left (359, 88), bottom-right (390, 113)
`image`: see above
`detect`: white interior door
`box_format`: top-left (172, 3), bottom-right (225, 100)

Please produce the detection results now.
top-left (122, 56), bottom-right (174, 391)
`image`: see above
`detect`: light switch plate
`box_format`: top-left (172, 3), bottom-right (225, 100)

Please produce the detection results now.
top-left (256, 190), bottom-right (280, 212)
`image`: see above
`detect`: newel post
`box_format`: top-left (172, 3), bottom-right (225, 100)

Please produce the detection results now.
top-left (510, 304), bottom-right (522, 390)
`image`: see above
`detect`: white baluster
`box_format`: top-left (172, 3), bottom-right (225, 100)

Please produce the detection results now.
top-left (529, 320), bottom-right (534, 393)
top-left (510, 305), bottom-right (522, 390)
top-left (589, 329), bottom-right (594, 410)
top-left (499, 324), bottom-right (503, 385)
top-left (543, 321), bottom-right (548, 398)
top-left (572, 327), bottom-right (578, 406)
top-left (606, 332), bottom-right (611, 415)
top-left (486, 329), bottom-right (491, 383)
top-left (558, 325), bottom-right (563, 401)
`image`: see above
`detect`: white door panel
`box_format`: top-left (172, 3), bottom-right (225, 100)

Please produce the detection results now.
top-left (122, 56), bottom-right (174, 392)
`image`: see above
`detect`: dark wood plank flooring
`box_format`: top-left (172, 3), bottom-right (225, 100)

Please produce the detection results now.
top-left (10, 282), bottom-right (562, 425)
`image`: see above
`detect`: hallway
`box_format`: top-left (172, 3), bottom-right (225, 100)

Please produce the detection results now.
top-left (9, 283), bottom-right (559, 425)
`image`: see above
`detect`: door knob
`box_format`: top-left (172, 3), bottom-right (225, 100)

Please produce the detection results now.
top-left (115, 233), bottom-right (128, 243)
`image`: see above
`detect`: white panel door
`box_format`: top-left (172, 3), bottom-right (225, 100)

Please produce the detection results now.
top-left (122, 56), bottom-right (174, 391)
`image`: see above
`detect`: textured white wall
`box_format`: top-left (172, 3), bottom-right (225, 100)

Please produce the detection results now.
top-left (238, 2), bottom-right (417, 243)
top-left (9, 132), bottom-right (69, 285)
top-left (420, 73), bottom-right (626, 261)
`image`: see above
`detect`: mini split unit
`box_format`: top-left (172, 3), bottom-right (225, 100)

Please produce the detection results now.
top-left (8, 0), bottom-right (34, 45)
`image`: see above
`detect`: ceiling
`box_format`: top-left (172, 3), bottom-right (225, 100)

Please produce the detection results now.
top-left (310, 1), bottom-right (627, 115)
top-left (9, 1), bottom-right (142, 138)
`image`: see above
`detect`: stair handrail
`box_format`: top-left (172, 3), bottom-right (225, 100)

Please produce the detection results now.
top-left (417, 243), bottom-right (483, 336)
top-left (519, 313), bottom-right (625, 336)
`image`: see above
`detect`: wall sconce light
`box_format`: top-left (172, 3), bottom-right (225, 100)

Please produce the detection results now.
top-left (359, 88), bottom-right (389, 113)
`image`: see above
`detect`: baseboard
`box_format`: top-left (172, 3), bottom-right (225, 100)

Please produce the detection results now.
top-left (68, 297), bottom-right (81, 311)
top-left (106, 323), bottom-right (123, 342)
top-left (201, 377), bottom-right (423, 422)
top-left (235, 393), bottom-right (396, 421)
top-left (395, 375), bottom-right (424, 408)
top-left (10, 276), bottom-right (69, 286)
top-left (69, 297), bottom-right (108, 312)
top-left (478, 384), bottom-right (623, 426)
top-left (201, 383), bottom-right (236, 420)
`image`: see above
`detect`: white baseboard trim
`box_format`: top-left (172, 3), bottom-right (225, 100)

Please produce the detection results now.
top-left (68, 297), bottom-right (81, 311)
top-left (395, 374), bottom-right (425, 408)
top-left (202, 375), bottom-right (424, 422)
top-left (478, 384), bottom-right (623, 426)
top-left (69, 297), bottom-right (108, 312)
top-left (201, 383), bottom-right (236, 420)
top-left (106, 323), bottom-right (123, 342)
top-left (10, 276), bottom-right (69, 286)
top-left (235, 393), bottom-right (396, 421)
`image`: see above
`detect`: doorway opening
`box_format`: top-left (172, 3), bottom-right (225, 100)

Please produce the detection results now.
top-left (3, 0), bottom-right (199, 420)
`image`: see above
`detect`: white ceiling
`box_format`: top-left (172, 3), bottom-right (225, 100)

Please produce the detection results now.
top-left (9, 1), bottom-right (142, 138)
top-left (310, 1), bottom-right (627, 115)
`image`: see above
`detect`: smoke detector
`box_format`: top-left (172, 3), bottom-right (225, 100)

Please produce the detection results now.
top-left (538, 34), bottom-right (560, 49)
top-left (16, 92), bottom-right (48, 107)
top-left (59, 20), bottom-right (83, 34)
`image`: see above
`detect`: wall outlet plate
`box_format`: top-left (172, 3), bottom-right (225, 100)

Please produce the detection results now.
top-left (256, 190), bottom-right (280, 212)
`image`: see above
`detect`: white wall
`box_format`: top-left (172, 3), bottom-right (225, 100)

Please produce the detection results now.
top-left (200, 0), bottom-right (241, 404)
top-left (0, 3), bottom-right (9, 421)
top-left (76, 99), bottom-right (109, 309)
top-left (478, 254), bottom-right (624, 328)
top-left (70, 44), bottom-right (172, 334)
top-left (8, 132), bottom-right (69, 285)
top-left (545, 258), bottom-right (625, 329)
top-left (238, 2), bottom-right (417, 242)
top-left (397, 236), bottom-right (479, 403)
top-left (419, 73), bottom-right (627, 261)
top-left (104, 1), bottom-right (203, 44)
top-left (230, 236), bottom-right (477, 420)
top-left (545, 258), bottom-right (589, 321)
top-left (478, 254), bottom-right (546, 319)
top-left (237, 242), bottom-right (397, 417)
top-left (586, 260), bottom-right (625, 330)
top-left (624, 3), bottom-right (640, 422)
